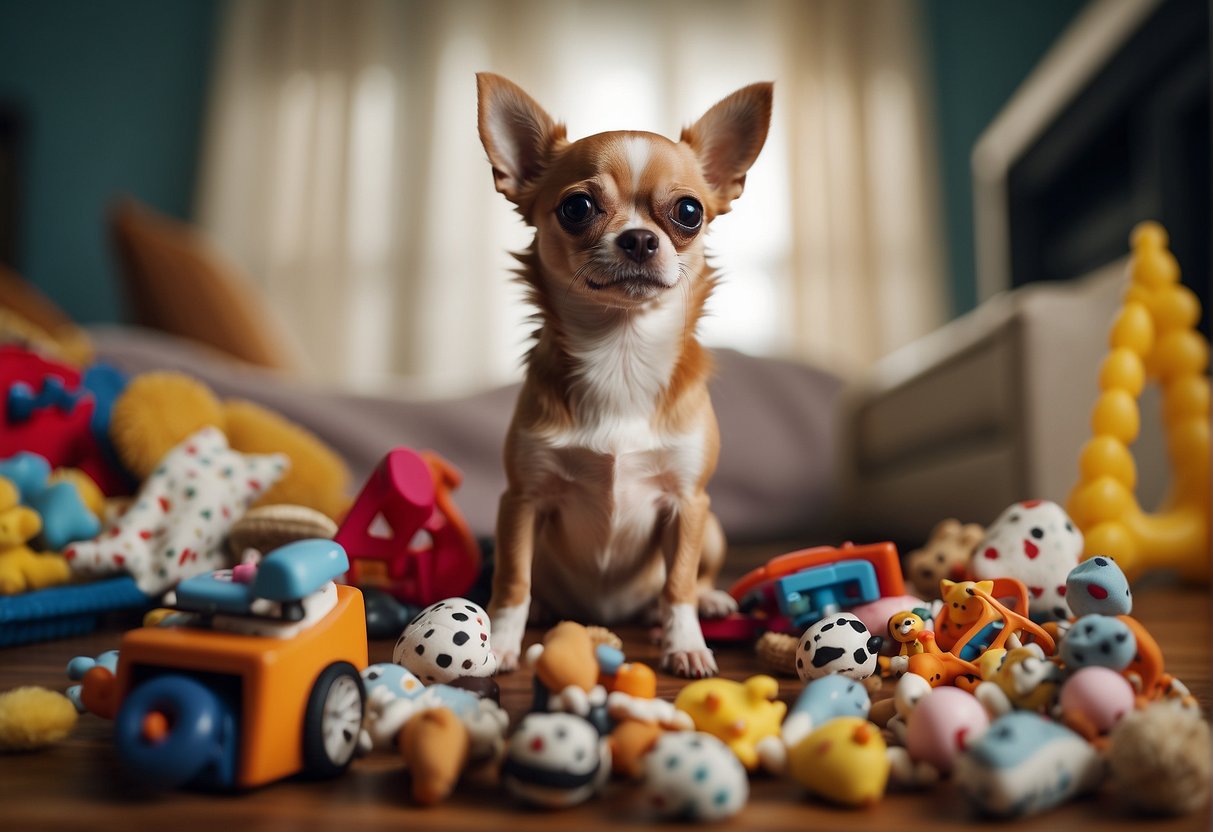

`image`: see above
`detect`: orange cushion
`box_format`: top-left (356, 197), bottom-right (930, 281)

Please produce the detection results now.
top-left (0, 264), bottom-right (94, 365)
top-left (109, 199), bottom-right (297, 371)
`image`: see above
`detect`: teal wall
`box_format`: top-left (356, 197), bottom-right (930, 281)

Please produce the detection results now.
top-left (921, 0), bottom-right (1089, 316)
top-left (0, 0), bottom-right (218, 324)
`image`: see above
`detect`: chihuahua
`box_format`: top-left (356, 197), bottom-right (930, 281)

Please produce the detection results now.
top-left (477, 73), bottom-right (772, 677)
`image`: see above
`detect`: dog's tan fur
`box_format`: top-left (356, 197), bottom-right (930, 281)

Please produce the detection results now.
top-left (477, 74), bottom-right (772, 677)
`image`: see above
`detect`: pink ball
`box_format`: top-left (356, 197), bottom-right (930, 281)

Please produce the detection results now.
top-left (905, 687), bottom-right (990, 773)
top-left (1060, 666), bottom-right (1135, 734)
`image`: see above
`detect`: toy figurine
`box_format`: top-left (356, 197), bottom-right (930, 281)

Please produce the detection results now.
top-left (782, 674), bottom-right (871, 748)
top-left (953, 712), bottom-right (1102, 817)
top-left (934, 579), bottom-right (1055, 658)
top-left (674, 675), bottom-right (786, 771)
top-left (526, 621), bottom-right (610, 733)
top-left (358, 662), bottom-right (507, 762)
top-left (795, 612), bottom-right (883, 682)
top-left (904, 518), bottom-right (984, 599)
top-left (501, 713), bottom-right (611, 808)
top-left (786, 717), bottom-right (889, 807)
top-left (904, 630), bottom-right (981, 689)
top-left (1058, 614), bottom-right (1136, 671)
top-left (1058, 665), bottom-right (1136, 745)
top-left (399, 707), bottom-right (470, 805)
top-left (393, 598), bottom-right (495, 684)
top-left (887, 680), bottom-right (990, 786)
top-left (642, 731), bottom-right (749, 821)
top-left (1065, 556), bottom-right (1132, 617)
top-left (973, 644), bottom-right (1060, 717)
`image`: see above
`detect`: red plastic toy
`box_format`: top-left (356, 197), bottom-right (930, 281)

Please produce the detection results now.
top-left (334, 448), bottom-right (480, 606)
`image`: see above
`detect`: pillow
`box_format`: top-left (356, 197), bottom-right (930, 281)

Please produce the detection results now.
top-left (0, 265), bottom-right (93, 365)
top-left (109, 199), bottom-right (298, 371)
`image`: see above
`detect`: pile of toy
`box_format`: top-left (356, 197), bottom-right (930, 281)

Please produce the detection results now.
top-left (0, 220), bottom-right (1209, 821)
top-left (5, 495), bottom-right (1202, 822)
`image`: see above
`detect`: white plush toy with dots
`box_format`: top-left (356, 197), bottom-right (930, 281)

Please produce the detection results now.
top-left (971, 500), bottom-right (1082, 623)
top-left (642, 731), bottom-right (749, 821)
top-left (393, 598), bottom-right (496, 683)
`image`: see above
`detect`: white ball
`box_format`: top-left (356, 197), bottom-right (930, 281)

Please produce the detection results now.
top-left (796, 612), bottom-right (882, 682)
top-left (642, 731), bottom-right (748, 821)
top-left (392, 597), bottom-right (495, 683)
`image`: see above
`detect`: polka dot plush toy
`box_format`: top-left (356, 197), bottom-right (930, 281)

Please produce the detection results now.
top-left (642, 731), bottom-right (748, 821)
top-left (971, 500), bottom-right (1083, 623)
top-left (393, 598), bottom-right (496, 683)
top-left (65, 426), bottom-right (286, 597)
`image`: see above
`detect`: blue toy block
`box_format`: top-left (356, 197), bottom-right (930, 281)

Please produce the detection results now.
top-left (775, 559), bottom-right (880, 631)
top-left (0, 576), bottom-right (152, 647)
top-left (253, 539), bottom-right (350, 602)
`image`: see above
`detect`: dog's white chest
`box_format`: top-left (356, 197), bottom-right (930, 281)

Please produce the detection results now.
top-left (522, 418), bottom-right (706, 530)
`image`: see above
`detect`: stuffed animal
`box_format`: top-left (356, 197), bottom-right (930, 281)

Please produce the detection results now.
top-left (108, 371), bottom-right (349, 519)
top-left (525, 621), bottom-right (609, 732)
top-left (0, 686), bottom-right (78, 750)
top-left (0, 475), bottom-right (70, 594)
top-left (642, 731), bottom-right (749, 820)
top-left (905, 518), bottom-right (984, 599)
top-left (502, 713), bottom-right (611, 808)
top-left (1107, 701), bottom-right (1212, 816)
top-left (953, 712), bottom-right (1102, 817)
top-left (398, 707), bottom-right (470, 805)
top-left (65, 427), bottom-right (287, 597)
top-left (974, 644), bottom-right (1060, 717)
top-left (971, 500), bottom-right (1083, 623)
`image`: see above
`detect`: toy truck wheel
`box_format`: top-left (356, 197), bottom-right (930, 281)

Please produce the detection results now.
top-left (114, 674), bottom-right (230, 789)
top-left (302, 662), bottom-right (365, 778)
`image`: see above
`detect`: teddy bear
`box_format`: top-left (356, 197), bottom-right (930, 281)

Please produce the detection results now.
top-left (0, 475), bottom-right (70, 594)
top-left (904, 518), bottom-right (985, 600)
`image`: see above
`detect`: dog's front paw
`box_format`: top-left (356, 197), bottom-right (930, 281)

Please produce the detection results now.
top-left (661, 601), bottom-right (717, 678)
top-left (663, 646), bottom-right (719, 678)
top-left (697, 588), bottom-right (738, 619)
top-left (489, 601), bottom-right (529, 674)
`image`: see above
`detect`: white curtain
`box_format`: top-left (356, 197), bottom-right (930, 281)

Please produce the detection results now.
top-left (197, 0), bottom-right (946, 394)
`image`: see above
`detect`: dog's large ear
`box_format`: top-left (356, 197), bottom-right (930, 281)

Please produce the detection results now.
top-left (681, 82), bottom-right (773, 214)
top-left (477, 73), bottom-right (566, 204)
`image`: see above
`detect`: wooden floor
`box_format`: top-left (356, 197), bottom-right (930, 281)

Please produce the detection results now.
top-left (1, 581), bottom-right (1210, 831)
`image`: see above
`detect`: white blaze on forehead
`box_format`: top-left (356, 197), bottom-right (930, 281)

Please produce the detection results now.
top-left (622, 136), bottom-right (652, 193)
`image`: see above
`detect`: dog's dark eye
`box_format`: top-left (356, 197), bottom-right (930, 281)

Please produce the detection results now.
top-left (558, 194), bottom-right (595, 228)
top-left (672, 197), bottom-right (703, 230)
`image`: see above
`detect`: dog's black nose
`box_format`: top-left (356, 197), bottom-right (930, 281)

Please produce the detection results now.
top-left (616, 228), bottom-right (658, 262)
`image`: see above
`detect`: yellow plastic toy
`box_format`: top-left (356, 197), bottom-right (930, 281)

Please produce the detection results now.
top-left (673, 675), bottom-right (786, 771)
top-left (786, 716), bottom-right (889, 807)
top-left (1067, 222), bottom-right (1211, 582)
